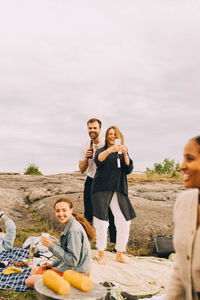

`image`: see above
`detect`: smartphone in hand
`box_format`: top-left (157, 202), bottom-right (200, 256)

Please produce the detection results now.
top-left (115, 138), bottom-right (121, 145)
top-left (115, 138), bottom-right (122, 155)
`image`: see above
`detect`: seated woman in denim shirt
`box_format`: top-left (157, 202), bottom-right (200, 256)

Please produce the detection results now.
top-left (0, 212), bottom-right (16, 253)
top-left (26, 197), bottom-right (95, 288)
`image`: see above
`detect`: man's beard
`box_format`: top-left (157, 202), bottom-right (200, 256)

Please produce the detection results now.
top-left (89, 132), bottom-right (98, 139)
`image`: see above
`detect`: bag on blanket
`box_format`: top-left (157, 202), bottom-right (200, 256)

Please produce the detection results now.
top-left (154, 236), bottom-right (175, 258)
top-left (22, 235), bottom-right (58, 255)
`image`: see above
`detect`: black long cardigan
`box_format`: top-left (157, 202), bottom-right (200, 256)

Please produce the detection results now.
top-left (91, 146), bottom-right (136, 221)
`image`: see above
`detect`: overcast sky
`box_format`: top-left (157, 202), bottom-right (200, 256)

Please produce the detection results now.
top-left (0, 0), bottom-right (200, 175)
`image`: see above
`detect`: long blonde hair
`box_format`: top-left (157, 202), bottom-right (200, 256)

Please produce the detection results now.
top-left (104, 125), bottom-right (124, 148)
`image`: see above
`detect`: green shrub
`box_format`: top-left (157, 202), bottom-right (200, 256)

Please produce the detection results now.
top-left (146, 158), bottom-right (181, 177)
top-left (24, 163), bottom-right (42, 175)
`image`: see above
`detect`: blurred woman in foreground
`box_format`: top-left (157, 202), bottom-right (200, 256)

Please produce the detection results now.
top-left (164, 135), bottom-right (200, 300)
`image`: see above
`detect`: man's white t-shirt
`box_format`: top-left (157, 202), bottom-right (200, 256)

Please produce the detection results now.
top-left (80, 139), bottom-right (104, 178)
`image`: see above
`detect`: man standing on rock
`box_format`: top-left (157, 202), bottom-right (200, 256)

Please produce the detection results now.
top-left (79, 118), bottom-right (116, 246)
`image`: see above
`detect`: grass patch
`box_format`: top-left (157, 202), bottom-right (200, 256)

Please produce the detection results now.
top-left (13, 210), bottom-right (60, 248)
top-left (0, 290), bottom-right (37, 299)
top-left (126, 247), bottom-right (153, 257)
top-left (24, 163), bottom-right (42, 176)
top-left (128, 172), bottom-right (183, 184)
top-left (137, 295), bottom-right (154, 299)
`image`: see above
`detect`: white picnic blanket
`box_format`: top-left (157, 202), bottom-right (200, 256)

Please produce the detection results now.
top-left (90, 250), bottom-right (174, 297)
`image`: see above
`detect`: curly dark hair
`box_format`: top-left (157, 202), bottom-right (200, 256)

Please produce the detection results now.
top-left (190, 135), bottom-right (200, 153)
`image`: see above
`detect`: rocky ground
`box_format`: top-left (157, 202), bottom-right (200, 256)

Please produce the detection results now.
top-left (0, 172), bottom-right (185, 253)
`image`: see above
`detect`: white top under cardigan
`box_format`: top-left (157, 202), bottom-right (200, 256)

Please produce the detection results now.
top-left (79, 139), bottom-right (104, 178)
top-left (192, 226), bottom-right (200, 293)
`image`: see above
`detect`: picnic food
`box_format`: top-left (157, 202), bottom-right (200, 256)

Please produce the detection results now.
top-left (63, 270), bottom-right (93, 292)
top-left (2, 266), bottom-right (24, 275)
top-left (43, 270), bottom-right (70, 296)
top-left (13, 261), bottom-right (28, 267)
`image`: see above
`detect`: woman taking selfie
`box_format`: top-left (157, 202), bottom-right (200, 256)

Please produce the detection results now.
top-left (164, 135), bottom-right (200, 300)
top-left (91, 125), bottom-right (136, 264)
top-left (26, 197), bottom-right (95, 288)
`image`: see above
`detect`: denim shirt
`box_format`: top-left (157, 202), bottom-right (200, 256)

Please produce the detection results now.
top-left (49, 215), bottom-right (91, 273)
top-left (0, 218), bottom-right (16, 253)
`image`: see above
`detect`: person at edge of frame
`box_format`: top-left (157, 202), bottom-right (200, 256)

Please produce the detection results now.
top-left (164, 135), bottom-right (200, 300)
top-left (79, 118), bottom-right (116, 247)
top-left (0, 211), bottom-right (16, 253)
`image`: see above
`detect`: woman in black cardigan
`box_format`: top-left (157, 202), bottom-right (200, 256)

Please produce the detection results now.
top-left (91, 125), bottom-right (136, 264)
